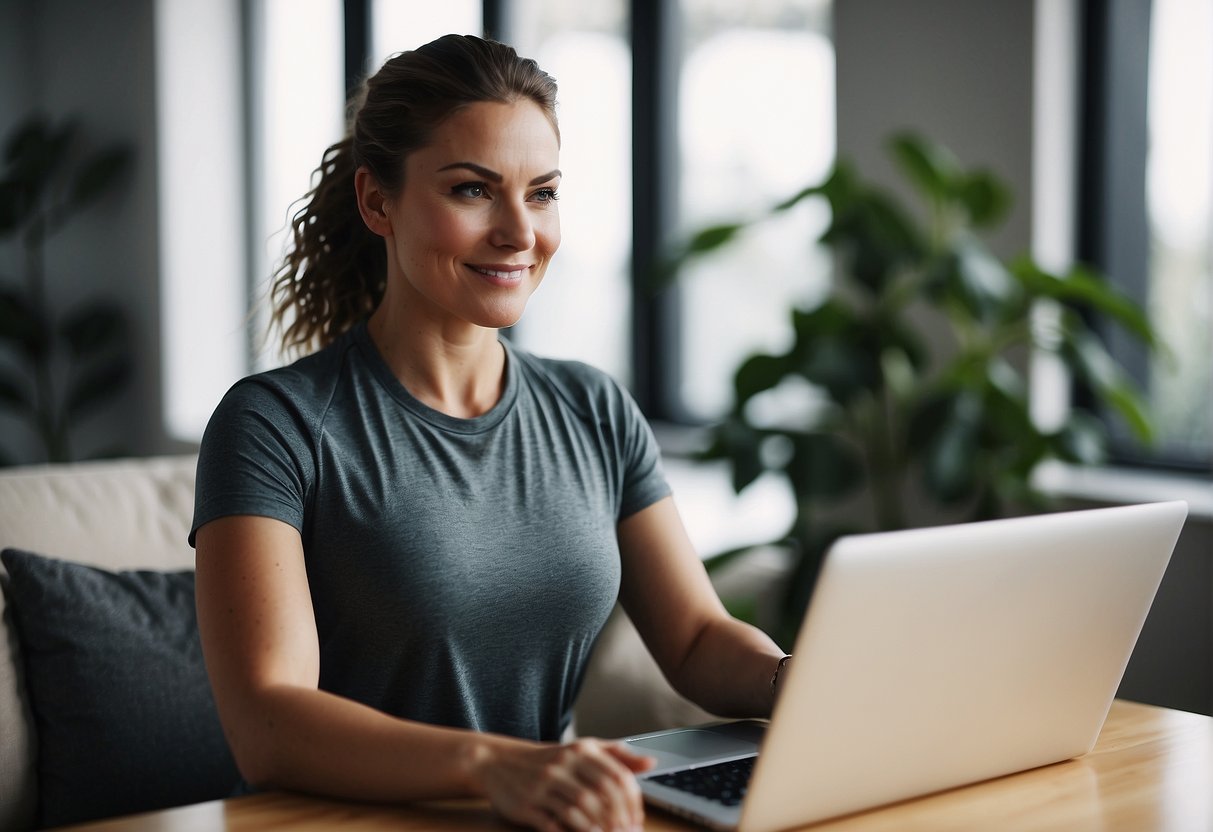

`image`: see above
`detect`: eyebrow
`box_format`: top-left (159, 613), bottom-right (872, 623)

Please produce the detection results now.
top-left (436, 162), bottom-right (561, 186)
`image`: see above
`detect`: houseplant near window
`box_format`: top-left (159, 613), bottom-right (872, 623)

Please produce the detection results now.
top-left (0, 115), bottom-right (134, 465)
top-left (665, 133), bottom-right (1159, 647)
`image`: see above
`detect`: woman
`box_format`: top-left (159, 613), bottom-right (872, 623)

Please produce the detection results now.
top-left (192, 34), bottom-right (789, 832)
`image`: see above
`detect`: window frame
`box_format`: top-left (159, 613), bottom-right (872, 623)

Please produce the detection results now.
top-left (1077, 0), bottom-right (1213, 474)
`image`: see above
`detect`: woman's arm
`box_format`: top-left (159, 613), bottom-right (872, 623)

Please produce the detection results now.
top-left (617, 496), bottom-right (788, 719)
top-left (195, 515), bottom-right (652, 831)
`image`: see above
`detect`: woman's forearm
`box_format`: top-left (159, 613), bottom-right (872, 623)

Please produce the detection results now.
top-left (224, 682), bottom-right (655, 830)
top-left (665, 616), bottom-right (786, 719)
top-left (226, 682), bottom-right (523, 802)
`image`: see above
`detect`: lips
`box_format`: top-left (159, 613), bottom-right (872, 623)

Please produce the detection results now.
top-left (469, 264), bottom-right (530, 282)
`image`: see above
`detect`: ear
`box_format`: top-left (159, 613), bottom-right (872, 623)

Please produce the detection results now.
top-left (355, 166), bottom-right (393, 237)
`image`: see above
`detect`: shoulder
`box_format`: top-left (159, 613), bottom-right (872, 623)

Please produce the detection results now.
top-left (205, 329), bottom-right (362, 440)
top-left (509, 345), bottom-right (637, 418)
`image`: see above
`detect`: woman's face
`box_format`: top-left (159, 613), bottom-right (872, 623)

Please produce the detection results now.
top-left (382, 99), bottom-right (561, 332)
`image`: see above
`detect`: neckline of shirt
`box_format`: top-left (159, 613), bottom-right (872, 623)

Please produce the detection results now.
top-left (351, 322), bottom-right (520, 435)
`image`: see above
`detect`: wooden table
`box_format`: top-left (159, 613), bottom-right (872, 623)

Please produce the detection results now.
top-left (63, 700), bottom-right (1213, 831)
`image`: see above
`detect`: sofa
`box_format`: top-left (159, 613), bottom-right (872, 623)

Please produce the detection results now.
top-left (0, 455), bottom-right (725, 830)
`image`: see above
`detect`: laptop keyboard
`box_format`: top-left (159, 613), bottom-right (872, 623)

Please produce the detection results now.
top-left (649, 756), bottom-right (756, 807)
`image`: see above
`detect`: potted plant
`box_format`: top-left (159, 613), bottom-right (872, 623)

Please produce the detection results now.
top-left (0, 114), bottom-right (134, 465)
top-left (664, 132), bottom-right (1158, 647)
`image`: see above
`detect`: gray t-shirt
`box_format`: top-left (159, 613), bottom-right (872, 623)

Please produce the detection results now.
top-left (190, 323), bottom-right (671, 741)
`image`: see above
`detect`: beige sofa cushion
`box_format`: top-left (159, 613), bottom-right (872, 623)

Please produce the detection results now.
top-left (0, 455), bottom-right (198, 832)
top-left (0, 455), bottom-right (197, 569)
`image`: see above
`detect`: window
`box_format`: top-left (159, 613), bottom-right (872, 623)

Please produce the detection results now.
top-left (371, 1), bottom-right (481, 69)
top-left (675, 0), bottom-right (834, 420)
top-left (156, 0), bottom-right (247, 441)
top-left (507, 1), bottom-right (633, 383)
top-left (249, 0), bottom-right (345, 372)
top-left (1081, 0), bottom-right (1212, 472)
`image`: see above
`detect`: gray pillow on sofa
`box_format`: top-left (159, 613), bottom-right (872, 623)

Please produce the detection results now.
top-left (0, 548), bottom-right (241, 827)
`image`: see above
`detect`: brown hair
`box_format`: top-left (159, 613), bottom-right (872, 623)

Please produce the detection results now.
top-left (269, 34), bottom-right (559, 356)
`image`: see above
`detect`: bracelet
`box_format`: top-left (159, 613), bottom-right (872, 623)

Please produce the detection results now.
top-left (770, 655), bottom-right (792, 698)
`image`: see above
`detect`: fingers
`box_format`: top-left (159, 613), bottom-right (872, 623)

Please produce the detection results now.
top-left (479, 736), bottom-right (650, 831)
top-left (604, 741), bottom-right (657, 774)
top-left (562, 739), bottom-right (646, 830)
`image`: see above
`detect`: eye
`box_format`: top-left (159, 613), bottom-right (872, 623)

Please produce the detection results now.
top-left (532, 187), bottom-right (560, 203)
top-left (452, 182), bottom-right (487, 199)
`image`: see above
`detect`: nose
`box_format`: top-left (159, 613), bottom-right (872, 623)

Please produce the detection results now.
top-left (489, 198), bottom-right (536, 251)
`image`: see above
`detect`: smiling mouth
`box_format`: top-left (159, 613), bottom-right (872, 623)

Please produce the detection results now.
top-left (470, 265), bottom-right (528, 280)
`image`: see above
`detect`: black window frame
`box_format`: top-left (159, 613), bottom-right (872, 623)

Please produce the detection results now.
top-left (1078, 0), bottom-right (1213, 474)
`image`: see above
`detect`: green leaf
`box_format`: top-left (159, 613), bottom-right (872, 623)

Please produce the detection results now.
top-left (687, 222), bottom-right (744, 254)
top-left (790, 302), bottom-right (883, 404)
top-left (1053, 411), bottom-right (1109, 464)
top-left (652, 221), bottom-right (749, 288)
top-left (956, 170), bottom-right (1011, 227)
top-left (979, 362), bottom-right (1034, 441)
top-left (922, 391), bottom-right (983, 502)
top-left (815, 164), bottom-right (924, 298)
top-left (889, 132), bottom-right (959, 203)
top-left (66, 355), bottom-right (132, 419)
top-left (906, 391), bottom-right (952, 450)
top-left (1062, 325), bottom-right (1120, 392)
top-left (772, 182), bottom-right (826, 213)
top-left (1103, 382), bottom-right (1155, 443)
top-left (985, 356), bottom-right (1026, 401)
top-left (1060, 264), bottom-right (1155, 345)
top-left (954, 237), bottom-right (1019, 322)
top-left (60, 301), bottom-right (127, 357)
top-left (701, 418), bottom-right (766, 494)
top-left (840, 192), bottom-right (924, 295)
top-left (70, 146), bottom-right (134, 210)
top-left (733, 352), bottom-right (790, 405)
top-left (1012, 259), bottom-right (1156, 346)
top-left (811, 162), bottom-right (861, 211)
top-left (785, 432), bottom-right (864, 501)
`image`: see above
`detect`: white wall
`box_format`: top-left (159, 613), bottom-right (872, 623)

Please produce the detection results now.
top-left (834, 0), bottom-right (1035, 261)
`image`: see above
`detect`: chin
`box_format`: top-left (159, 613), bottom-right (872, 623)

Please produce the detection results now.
top-left (476, 302), bottom-right (529, 331)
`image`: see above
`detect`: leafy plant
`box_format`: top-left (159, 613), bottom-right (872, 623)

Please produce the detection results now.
top-left (0, 114), bottom-right (134, 465)
top-left (665, 133), bottom-right (1158, 647)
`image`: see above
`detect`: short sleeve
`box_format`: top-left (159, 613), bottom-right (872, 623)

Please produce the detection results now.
top-left (612, 381), bottom-right (672, 520)
top-left (189, 377), bottom-right (316, 547)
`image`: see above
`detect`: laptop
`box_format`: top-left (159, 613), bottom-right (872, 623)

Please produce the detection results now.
top-left (625, 501), bottom-right (1188, 832)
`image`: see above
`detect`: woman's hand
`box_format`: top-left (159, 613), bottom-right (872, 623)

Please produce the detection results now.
top-left (473, 737), bottom-right (656, 832)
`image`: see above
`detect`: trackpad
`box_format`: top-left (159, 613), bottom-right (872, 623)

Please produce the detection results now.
top-left (628, 729), bottom-right (756, 760)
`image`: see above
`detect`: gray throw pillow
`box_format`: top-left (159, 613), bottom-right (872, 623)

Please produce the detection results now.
top-left (0, 548), bottom-right (240, 827)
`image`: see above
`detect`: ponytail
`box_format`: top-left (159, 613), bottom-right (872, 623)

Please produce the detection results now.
top-left (269, 137), bottom-right (385, 357)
